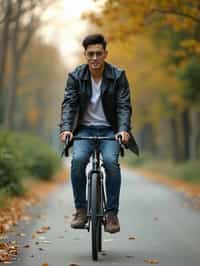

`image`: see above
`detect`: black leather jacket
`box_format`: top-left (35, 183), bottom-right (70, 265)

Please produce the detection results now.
top-left (59, 62), bottom-right (139, 155)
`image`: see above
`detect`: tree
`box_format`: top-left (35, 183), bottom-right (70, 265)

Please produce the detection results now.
top-left (83, 0), bottom-right (200, 160)
top-left (0, 0), bottom-right (55, 129)
top-left (15, 36), bottom-right (66, 140)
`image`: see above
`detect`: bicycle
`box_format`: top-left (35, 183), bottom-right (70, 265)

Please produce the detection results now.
top-left (62, 135), bottom-right (124, 261)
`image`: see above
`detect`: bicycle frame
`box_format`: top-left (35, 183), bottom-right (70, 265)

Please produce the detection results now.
top-left (86, 139), bottom-right (106, 231)
top-left (69, 136), bottom-right (113, 228)
top-left (64, 135), bottom-right (123, 260)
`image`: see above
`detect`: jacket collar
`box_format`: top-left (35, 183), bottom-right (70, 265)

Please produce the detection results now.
top-left (80, 62), bottom-right (115, 80)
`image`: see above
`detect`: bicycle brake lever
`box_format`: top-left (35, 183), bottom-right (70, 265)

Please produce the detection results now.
top-left (61, 135), bottom-right (70, 158)
top-left (117, 135), bottom-right (125, 157)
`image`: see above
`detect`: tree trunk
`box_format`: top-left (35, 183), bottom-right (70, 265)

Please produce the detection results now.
top-left (4, 57), bottom-right (19, 129)
top-left (169, 116), bottom-right (180, 162)
top-left (138, 123), bottom-right (157, 155)
top-left (0, 0), bottom-right (11, 91)
top-left (189, 108), bottom-right (199, 160)
top-left (181, 108), bottom-right (190, 161)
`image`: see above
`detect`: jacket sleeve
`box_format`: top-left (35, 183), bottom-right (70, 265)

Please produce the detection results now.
top-left (59, 74), bottom-right (79, 133)
top-left (116, 71), bottom-right (132, 132)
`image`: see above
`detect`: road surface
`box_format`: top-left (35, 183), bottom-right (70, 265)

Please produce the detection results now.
top-left (6, 166), bottom-right (200, 266)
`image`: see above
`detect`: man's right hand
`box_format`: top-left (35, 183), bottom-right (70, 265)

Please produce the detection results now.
top-left (59, 131), bottom-right (73, 143)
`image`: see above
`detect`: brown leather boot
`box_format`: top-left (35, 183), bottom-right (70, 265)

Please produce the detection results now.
top-left (104, 214), bottom-right (120, 233)
top-left (70, 208), bottom-right (88, 229)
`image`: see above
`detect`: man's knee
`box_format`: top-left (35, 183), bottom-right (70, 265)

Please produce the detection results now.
top-left (72, 153), bottom-right (89, 168)
top-left (103, 155), bottom-right (119, 169)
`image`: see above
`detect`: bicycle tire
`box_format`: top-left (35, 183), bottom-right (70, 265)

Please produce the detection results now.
top-left (98, 217), bottom-right (102, 252)
top-left (98, 178), bottom-right (103, 252)
top-left (91, 173), bottom-right (101, 260)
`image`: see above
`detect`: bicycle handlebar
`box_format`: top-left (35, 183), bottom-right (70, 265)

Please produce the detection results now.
top-left (61, 135), bottom-right (124, 157)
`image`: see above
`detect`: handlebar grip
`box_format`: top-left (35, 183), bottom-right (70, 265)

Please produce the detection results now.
top-left (116, 134), bottom-right (124, 157)
top-left (61, 134), bottom-right (71, 158)
top-left (65, 134), bottom-right (71, 145)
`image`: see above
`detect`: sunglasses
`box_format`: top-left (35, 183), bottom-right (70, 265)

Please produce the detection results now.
top-left (85, 51), bottom-right (104, 59)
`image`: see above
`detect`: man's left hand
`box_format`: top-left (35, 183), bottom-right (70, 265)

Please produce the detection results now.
top-left (115, 131), bottom-right (130, 144)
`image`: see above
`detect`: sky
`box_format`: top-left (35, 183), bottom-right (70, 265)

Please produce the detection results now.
top-left (40, 0), bottom-right (105, 68)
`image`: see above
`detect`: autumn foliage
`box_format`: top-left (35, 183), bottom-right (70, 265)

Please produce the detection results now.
top-left (84, 0), bottom-right (200, 161)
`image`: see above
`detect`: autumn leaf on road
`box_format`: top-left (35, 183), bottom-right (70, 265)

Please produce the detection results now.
top-left (0, 242), bottom-right (18, 263)
top-left (36, 226), bottom-right (50, 234)
top-left (144, 258), bottom-right (159, 264)
top-left (128, 235), bottom-right (136, 240)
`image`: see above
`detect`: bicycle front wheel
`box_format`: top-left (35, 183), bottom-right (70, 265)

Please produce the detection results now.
top-left (91, 173), bottom-right (101, 261)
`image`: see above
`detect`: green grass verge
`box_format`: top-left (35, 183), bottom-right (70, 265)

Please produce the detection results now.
top-left (121, 151), bottom-right (200, 184)
top-left (0, 130), bottom-right (61, 199)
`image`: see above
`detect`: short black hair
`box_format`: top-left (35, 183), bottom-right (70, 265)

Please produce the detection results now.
top-left (82, 34), bottom-right (107, 50)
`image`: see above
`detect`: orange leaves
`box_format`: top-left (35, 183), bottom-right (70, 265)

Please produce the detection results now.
top-left (181, 40), bottom-right (200, 55)
top-left (128, 235), bottom-right (136, 240)
top-left (27, 107), bottom-right (40, 126)
top-left (36, 226), bottom-right (51, 234)
top-left (0, 242), bottom-right (18, 263)
top-left (144, 258), bottom-right (159, 264)
top-left (85, 0), bottom-right (200, 51)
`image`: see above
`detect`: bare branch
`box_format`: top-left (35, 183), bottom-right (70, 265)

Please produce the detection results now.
top-left (18, 16), bottom-right (40, 58)
top-left (0, 0), bottom-right (12, 24)
top-left (149, 8), bottom-right (200, 24)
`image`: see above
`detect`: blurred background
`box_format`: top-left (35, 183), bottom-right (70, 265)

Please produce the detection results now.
top-left (0, 0), bottom-right (200, 199)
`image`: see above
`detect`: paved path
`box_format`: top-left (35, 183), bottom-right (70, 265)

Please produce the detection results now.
top-left (6, 166), bottom-right (200, 266)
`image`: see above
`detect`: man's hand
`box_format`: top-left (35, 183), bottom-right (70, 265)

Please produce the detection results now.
top-left (59, 131), bottom-right (73, 143)
top-left (115, 131), bottom-right (130, 144)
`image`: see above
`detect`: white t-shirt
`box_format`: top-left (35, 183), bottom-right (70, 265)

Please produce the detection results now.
top-left (82, 77), bottom-right (110, 127)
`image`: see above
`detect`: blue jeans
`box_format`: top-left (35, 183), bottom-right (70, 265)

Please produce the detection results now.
top-left (71, 125), bottom-right (121, 215)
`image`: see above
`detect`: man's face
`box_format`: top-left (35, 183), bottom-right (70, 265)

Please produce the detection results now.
top-left (84, 44), bottom-right (107, 70)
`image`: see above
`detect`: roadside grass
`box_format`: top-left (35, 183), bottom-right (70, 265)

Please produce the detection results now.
top-left (121, 151), bottom-right (200, 184)
top-left (0, 130), bottom-right (62, 204)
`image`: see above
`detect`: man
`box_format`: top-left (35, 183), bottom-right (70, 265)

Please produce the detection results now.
top-left (59, 34), bottom-right (139, 234)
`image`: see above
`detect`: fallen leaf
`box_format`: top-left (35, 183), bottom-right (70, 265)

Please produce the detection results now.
top-left (42, 226), bottom-right (50, 230)
top-left (0, 242), bottom-right (18, 263)
top-left (41, 263), bottom-right (48, 266)
top-left (128, 235), bottom-right (136, 240)
top-left (144, 258), bottom-right (159, 264)
top-left (0, 243), bottom-right (8, 249)
top-left (68, 263), bottom-right (79, 266)
top-left (8, 246), bottom-right (18, 255)
top-left (36, 226), bottom-right (50, 234)
top-left (23, 245), bottom-right (30, 248)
